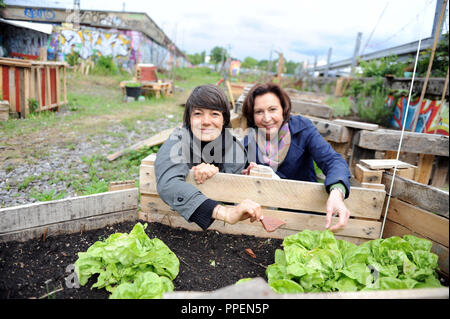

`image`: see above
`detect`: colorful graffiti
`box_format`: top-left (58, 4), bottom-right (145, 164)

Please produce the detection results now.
top-left (3, 24), bottom-right (48, 58)
top-left (24, 8), bottom-right (56, 20)
top-left (389, 95), bottom-right (449, 136)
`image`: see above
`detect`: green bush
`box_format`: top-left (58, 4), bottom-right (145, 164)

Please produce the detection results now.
top-left (356, 83), bottom-right (393, 126)
top-left (93, 55), bottom-right (119, 76)
top-left (359, 55), bottom-right (408, 77)
top-left (65, 51), bottom-right (80, 67)
top-left (416, 33), bottom-right (449, 77)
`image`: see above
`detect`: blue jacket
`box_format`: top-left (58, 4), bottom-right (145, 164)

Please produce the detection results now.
top-left (243, 115), bottom-right (351, 198)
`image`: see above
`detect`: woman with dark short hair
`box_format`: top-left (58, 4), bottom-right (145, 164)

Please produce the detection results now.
top-left (155, 84), bottom-right (262, 230)
top-left (241, 83), bottom-right (351, 231)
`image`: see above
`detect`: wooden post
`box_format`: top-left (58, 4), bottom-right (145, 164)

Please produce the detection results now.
top-left (63, 65), bottom-right (67, 104)
top-left (411, 0), bottom-right (447, 132)
top-left (225, 80), bottom-right (236, 110)
top-left (431, 156), bottom-right (449, 188)
top-left (55, 66), bottom-right (61, 111)
top-left (415, 153), bottom-right (435, 185)
top-left (9, 67), bottom-right (16, 113)
top-left (23, 68), bottom-right (30, 117)
top-left (36, 67), bottom-right (43, 111)
top-left (46, 66), bottom-right (51, 108)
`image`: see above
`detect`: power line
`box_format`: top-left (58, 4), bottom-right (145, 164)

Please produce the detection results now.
top-left (360, 1), bottom-right (390, 56)
top-left (368, 0), bottom-right (434, 50)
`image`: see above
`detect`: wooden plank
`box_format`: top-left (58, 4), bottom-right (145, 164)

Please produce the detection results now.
top-left (303, 115), bottom-right (350, 143)
top-left (46, 66), bottom-right (51, 108)
top-left (291, 100), bottom-right (333, 119)
top-left (361, 183), bottom-right (385, 190)
top-left (63, 65), bottom-right (67, 104)
top-left (0, 188), bottom-right (138, 233)
top-left (388, 167), bottom-right (416, 180)
top-left (0, 58), bottom-right (32, 68)
top-left (18, 68), bottom-right (25, 116)
top-left (107, 126), bottom-right (177, 161)
top-left (382, 172), bottom-right (449, 218)
top-left (140, 194), bottom-right (381, 240)
top-left (332, 119), bottom-right (379, 131)
top-left (24, 68), bottom-right (31, 116)
top-left (354, 163), bottom-right (383, 184)
top-left (416, 154), bottom-right (435, 185)
top-left (55, 66), bottom-right (61, 109)
top-left (357, 129), bottom-right (449, 157)
top-left (108, 180), bottom-right (136, 192)
top-left (431, 156), bottom-right (449, 188)
top-left (360, 159), bottom-right (415, 170)
top-left (0, 66), bottom-right (2, 98)
top-left (382, 219), bottom-right (449, 278)
top-left (8, 67), bottom-right (16, 113)
top-left (386, 197), bottom-right (448, 247)
top-left (140, 165), bottom-right (386, 220)
top-left (36, 67), bottom-right (43, 111)
top-left (0, 209), bottom-right (137, 243)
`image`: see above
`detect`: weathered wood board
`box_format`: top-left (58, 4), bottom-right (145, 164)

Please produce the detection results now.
top-left (140, 164), bottom-right (386, 220)
top-left (356, 129), bottom-right (449, 157)
top-left (382, 172), bottom-right (449, 218)
top-left (0, 188), bottom-right (139, 242)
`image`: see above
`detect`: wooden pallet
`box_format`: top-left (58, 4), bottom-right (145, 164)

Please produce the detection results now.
top-left (139, 154), bottom-right (386, 244)
top-left (0, 58), bottom-right (68, 117)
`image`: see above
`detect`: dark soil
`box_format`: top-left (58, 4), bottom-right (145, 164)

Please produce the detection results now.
top-left (0, 221), bottom-right (283, 299)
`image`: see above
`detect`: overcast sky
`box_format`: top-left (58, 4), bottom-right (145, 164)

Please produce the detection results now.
top-left (6, 0), bottom-right (450, 65)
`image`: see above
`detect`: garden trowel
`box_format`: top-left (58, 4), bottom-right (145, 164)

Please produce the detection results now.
top-left (260, 215), bottom-right (286, 232)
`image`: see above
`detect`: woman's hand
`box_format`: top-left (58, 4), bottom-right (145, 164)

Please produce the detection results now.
top-left (192, 163), bottom-right (219, 184)
top-left (213, 199), bottom-right (263, 224)
top-left (325, 189), bottom-right (351, 231)
top-left (241, 162), bottom-right (258, 175)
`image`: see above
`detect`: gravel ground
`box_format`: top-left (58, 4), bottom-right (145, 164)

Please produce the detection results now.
top-left (0, 115), bottom-right (176, 208)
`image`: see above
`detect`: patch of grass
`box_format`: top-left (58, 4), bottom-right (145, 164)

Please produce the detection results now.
top-left (30, 189), bottom-right (66, 202)
top-left (325, 96), bottom-right (352, 117)
top-left (18, 175), bottom-right (38, 191)
top-left (171, 67), bottom-right (222, 89)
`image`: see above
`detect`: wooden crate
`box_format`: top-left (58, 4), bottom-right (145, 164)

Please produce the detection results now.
top-left (381, 172), bottom-right (449, 278)
top-left (0, 58), bottom-right (68, 117)
top-left (139, 154), bottom-right (386, 245)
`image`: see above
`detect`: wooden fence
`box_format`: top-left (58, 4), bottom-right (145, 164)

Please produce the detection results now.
top-left (0, 58), bottom-right (68, 118)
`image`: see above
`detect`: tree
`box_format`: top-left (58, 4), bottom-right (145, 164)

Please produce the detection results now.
top-left (187, 51), bottom-right (206, 65)
top-left (210, 46), bottom-right (228, 64)
top-left (285, 60), bottom-right (301, 74)
top-left (241, 56), bottom-right (258, 69)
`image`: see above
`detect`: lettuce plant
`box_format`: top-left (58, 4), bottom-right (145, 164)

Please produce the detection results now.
top-left (74, 222), bottom-right (179, 298)
top-left (266, 230), bottom-right (442, 293)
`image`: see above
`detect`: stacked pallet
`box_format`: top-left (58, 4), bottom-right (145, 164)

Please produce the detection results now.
top-left (0, 58), bottom-right (68, 117)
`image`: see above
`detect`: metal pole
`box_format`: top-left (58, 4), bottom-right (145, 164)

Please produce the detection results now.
top-left (325, 48), bottom-right (332, 77)
top-left (411, 0), bottom-right (448, 132)
top-left (431, 0), bottom-right (446, 39)
top-left (351, 32), bottom-right (362, 76)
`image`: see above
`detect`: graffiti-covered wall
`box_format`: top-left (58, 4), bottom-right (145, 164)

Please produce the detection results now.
top-left (47, 25), bottom-right (189, 71)
top-left (388, 95), bottom-right (449, 136)
top-left (1, 24), bottom-right (48, 59)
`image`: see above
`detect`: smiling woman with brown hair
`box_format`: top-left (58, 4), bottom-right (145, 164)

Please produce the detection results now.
top-left (241, 82), bottom-right (352, 231)
top-left (155, 84), bottom-right (262, 231)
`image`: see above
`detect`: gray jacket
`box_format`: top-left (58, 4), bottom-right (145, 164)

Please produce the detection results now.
top-left (155, 127), bottom-right (247, 222)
